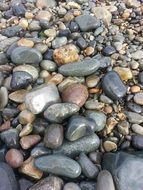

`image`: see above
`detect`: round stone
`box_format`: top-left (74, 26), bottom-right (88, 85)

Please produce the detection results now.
top-left (103, 141), bottom-right (117, 152)
top-left (62, 84), bottom-right (88, 107)
top-left (36, 0), bottom-right (57, 8)
top-left (134, 92), bottom-right (143, 105)
top-left (9, 89), bottom-right (28, 103)
top-left (36, 10), bottom-right (52, 21)
top-left (63, 183), bottom-right (81, 190)
top-left (20, 135), bottom-right (41, 150)
top-left (52, 37), bottom-right (67, 49)
top-left (132, 135), bottom-right (143, 149)
top-left (132, 124), bottom-right (143, 135)
top-left (5, 149), bottom-right (24, 168)
top-left (40, 60), bottom-right (57, 72)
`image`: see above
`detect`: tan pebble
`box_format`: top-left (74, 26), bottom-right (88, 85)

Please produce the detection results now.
top-left (113, 67), bottom-right (133, 81)
top-left (18, 103), bottom-right (27, 111)
top-left (9, 90), bottom-right (28, 103)
top-left (64, 13), bottom-right (74, 22)
top-left (103, 141), bottom-right (117, 152)
top-left (19, 157), bottom-right (43, 179)
top-left (44, 28), bottom-right (56, 38)
top-left (19, 18), bottom-right (28, 30)
top-left (19, 110), bottom-right (35, 125)
top-left (73, 10), bottom-right (81, 16)
top-left (40, 70), bottom-right (51, 80)
top-left (36, 11), bottom-right (52, 21)
top-left (104, 105), bottom-right (113, 114)
top-left (25, 12), bottom-right (34, 19)
top-left (17, 38), bottom-right (34, 48)
top-left (67, 2), bottom-right (81, 9)
top-left (122, 10), bottom-right (130, 20)
top-left (19, 123), bottom-right (33, 137)
top-left (105, 117), bottom-right (118, 135)
top-left (117, 112), bottom-right (126, 120)
top-left (130, 85), bottom-right (141, 93)
top-left (84, 47), bottom-right (94, 56)
top-left (89, 88), bottom-right (102, 94)
top-left (48, 74), bottom-right (63, 85)
top-left (20, 135), bottom-right (41, 149)
top-left (0, 121), bottom-right (11, 132)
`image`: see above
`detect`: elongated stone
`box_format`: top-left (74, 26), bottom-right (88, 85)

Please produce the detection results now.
top-left (11, 47), bottom-right (42, 65)
top-left (25, 84), bottom-right (61, 114)
top-left (126, 111), bottom-right (143, 124)
top-left (34, 155), bottom-right (81, 178)
top-left (102, 71), bottom-right (127, 100)
top-left (53, 134), bottom-right (100, 157)
top-left (44, 103), bottom-right (80, 123)
top-left (59, 59), bottom-right (100, 77)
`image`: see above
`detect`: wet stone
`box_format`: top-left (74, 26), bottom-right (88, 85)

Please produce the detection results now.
top-left (52, 37), bottom-right (68, 49)
top-left (40, 60), bottom-right (57, 72)
top-left (44, 103), bottom-right (80, 123)
top-left (34, 154), bottom-right (81, 178)
top-left (12, 4), bottom-right (26, 16)
top-left (102, 46), bottom-right (116, 56)
top-left (131, 124), bottom-right (143, 135)
top-left (76, 37), bottom-right (88, 50)
top-left (132, 135), bottom-right (143, 150)
top-left (63, 183), bottom-right (81, 190)
top-left (19, 178), bottom-right (34, 190)
top-left (20, 135), bottom-right (41, 150)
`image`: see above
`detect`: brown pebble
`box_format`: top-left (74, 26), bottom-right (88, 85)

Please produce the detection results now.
top-left (9, 89), bottom-right (28, 103)
top-left (0, 121), bottom-right (11, 132)
top-left (64, 13), bottom-right (74, 22)
top-left (130, 85), bottom-right (141, 93)
top-left (84, 47), bottom-right (94, 56)
top-left (17, 38), bottom-right (34, 48)
top-left (104, 105), bottom-right (113, 114)
top-left (62, 83), bottom-right (88, 107)
top-left (103, 141), bottom-right (117, 152)
top-left (89, 88), bottom-right (102, 94)
top-left (19, 110), bottom-right (35, 125)
top-left (20, 135), bottom-right (41, 149)
top-left (104, 117), bottom-right (118, 135)
top-left (5, 149), bottom-right (24, 168)
top-left (25, 12), bottom-right (34, 19)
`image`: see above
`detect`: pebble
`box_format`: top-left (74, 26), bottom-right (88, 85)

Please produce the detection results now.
top-left (126, 111), bottom-right (143, 124)
top-left (132, 135), bottom-right (143, 149)
top-left (63, 183), bottom-right (81, 190)
top-left (134, 92), bottom-right (143, 105)
top-left (19, 157), bottom-right (43, 180)
top-left (97, 170), bottom-right (115, 190)
top-left (127, 102), bottom-right (142, 113)
top-left (102, 46), bottom-right (116, 56)
top-left (59, 58), bottom-right (100, 76)
top-left (92, 7), bottom-right (112, 26)
top-left (75, 15), bottom-right (100, 32)
top-left (139, 72), bottom-right (143, 84)
top-left (5, 148), bottom-right (24, 168)
top-left (0, 162), bottom-right (19, 190)
top-left (34, 154), bottom-right (81, 178)
top-left (44, 124), bottom-right (63, 149)
top-left (132, 124), bottom-right (143, 135)
top-left (76, 37), bottom-right (87, 50)
top-left (80, 181), bottom-right (96, 190)
top-left (52, 37), bottom-right (68, 49)
top-left (29, 176), bottom-right (63, 190)
top-left (40, 60), bottom-right (57, 72)
top-left (0, 37), bottom-right (19, 51)
top-left (102, 71), bottom-right (127, 100)
top-left (44, 103), bottom-right (79, 123)
top-left (53, 134), bottom-right (100, 157)
top-left (36, 0), bottom-right (57, 8)
top-left (0, 121), bottom-right (11, 132)
top-left (1, 26), bottom-right (22, 38)
top-left (19, 110), bottom-right (35, 125)
top-left (85, 99), bottom-right (104, 110)
top-left (85, 111), bottom-right (106, 132)
top-left (0, 87), bottom-right (8, 109)
top-left (11, 47), bottom-right (42, 65)
top-left (117, 120), bottom-right (129, 135)
top-left (25, 83), bottom-right (60, 114)
top-left (103, 141), bottom-right (117, 152)
top-left (66, 115), bottom-right (96, 141)
top-left (62, 83), bottom-right (88, 107)
top-left (89, 152), bottom-right (102, 165)
top-left (130, 86), bottom-right (141, 93)
top-left (10, 71), bottom-right (33, 89)
top-left (12, 4), bottom-right (26, 16)
top-left (36, 10), bottom-right (52, 21)
top-left (0, 53), bottom-right (8, 64)
top-left (20, 135), bottom-right (41, 150)
top-left (78, 152), bottom-right (99, 179)
top-left (53, 44), bottom-right (79, 65)
top-left (100, 94), bottom-right (113, 104)
top-left (131, 50), bottom-right (143, 60)
top-left (113, 67), bottom-right (133, 81)
top-left (19, 123), bottom-right (33, 137)
top-left (19, 178), bottom-right (34, 190)
top-left (9, 89), bottom-right (28, 103)
top-left (86, 74), bottom-right (100, 88)
top-left (69, 21), bottom-right (79, 32)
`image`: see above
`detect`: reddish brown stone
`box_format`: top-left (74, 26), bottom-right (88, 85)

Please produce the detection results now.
top-left (0, 121), bottom-right (11, 132)
top-left (62, 84), bottom-right (88, 107)
top-left (5, 149), bottom-right (24, 168)
top-left (20, 135), bottom-right (41, 150)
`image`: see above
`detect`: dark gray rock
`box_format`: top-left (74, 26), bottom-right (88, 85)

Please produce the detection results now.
top-left (31, 144), bottom-right (52, 158)
top-left (19, 178), bottom-right (34, 190)
top-left (75, 15), bottom-right (100, 32)
top-left (59, 58), bottom-right (100, 77)
top-left (1, 26), bottom-right (22, 37)
top-left (0, 146), bottom-right (7, 161)
top-left (11, 47), bottom-right (42, 65)
top-left (12, 4), bottom-right (26, 16)
top-left (34, 154), bottom-right (81, 178)
top-left (80, 181), bottom-right (96, 190)
top-left (127, 102), bottom-right (142, 113)
top-left (132, 135), bottom-right (143, 149)
top-left (139, 71), bottom-right (143, 83)
top-left (76, 37), bottom-right (88, 50)
top-left (102, 71), bottom-right (127, 100)
top-left (69, 21), bottom-right (79, 32)
top-left (102, 46), bottom-right (116, 56)
top-left (0, 53), bottom-right (8, 64)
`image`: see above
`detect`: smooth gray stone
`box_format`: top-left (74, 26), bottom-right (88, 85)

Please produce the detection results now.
top-left (85, 111), bottom-right (106, 132)
top-left (25, 83), bottom-right (61, 114)
top-left (0, 162), bottom-right (19, 190)
top-left (34, 155), bottom-right (81, 178)
top-left (127, 102), bottom-right (142, 113)
top-left (31, 146), bottom-right (52, 158)
top-left (0, 37), bottom-right (19, 51)
top-left (53, 134), bottom-right (100, 157)
top-left (63, 182), bottom-right (81, 190)
top-left (59, 59), bottom-right (100, 77)
top-left (11, 47), bottom-right (42, 65)
top-left (125, 111), bottom-right (143, 124)
top-left (19, 178), bottom-right (33, 190)
top-left (96, 170), bottom-right (115, 190)
top-left (29, 176), bottom-right (63, 190)
top-left (102, 152), bottom-right (143, 190)
top-left (52, 37), bottom-right (67, 49)
top-left (0, 53), bottom-right (8, 64)
top-left (40, 60), bottom-right (57, 72)
top-left (44, 103), bottom-right (80, 123)
top-left (66, 115), bottom-right (96, 141)
top-left (102, 71), bottom-right (127, 100)
top-left (78, 153), bottom-right (99, 179)
top-left (132, 135), bottom-right (143, 150)
top-left (1, 25), bottom-right (22, 37)
top-left (75, 15), bottom-right (100, 32)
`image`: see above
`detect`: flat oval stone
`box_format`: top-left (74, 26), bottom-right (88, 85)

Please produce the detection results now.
top-left (40, 60), bottom-right (57, 72)
top-left (59, 59), bottom-right (100, 77)
top-left (29, 176), bottom-right (63, 190)
top-left (11, 47), bottom-right (42, 65)
top-left (127, 102), bottom-right (142, 113)
top-left (78, 153), bottom-right (99, 179)
top-left (66, 115), bottom-right (96, 141)
top-left (44, 124), bottom-right (63, 149)
top-left (102, 46), bottom-right (116, 56)
top-left (126, 111), bottom-right (143, 124)
top-left (0, 86), bottom-right (8, 109)
top-left (132, 135), bottom-right (143, 149)
top-left (62, 84), bottom-right (88, 107)
top-left (34, 155), bottom-right (81, 178)
top-left (102, 71), bottom-right (127, 100)
top-left (44, 103), bottom-right (80, 123)
top-left (131, 124), bottom-right (143, 135)
top-left (53, 134), bottom-right (100, 157)
top-left (134, 92), bottom-right (143, 105)
top-left (9, 89), bottom-right (28, 103)
top-left (96, 170), bottom-right (115, 190)
top-left (85, 111), bottom-right (106, 132)
top-left (0, 162), bottom-right (19, 190)
top-left (25, 83), bottom-right (61, 114)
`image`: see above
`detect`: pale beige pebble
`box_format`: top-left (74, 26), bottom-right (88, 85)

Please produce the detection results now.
top-left (64, 12), bottom-right (74, 22)
top-left (104, 105), bottom-right (113, 114)
top-left (105, 117), bottom-right (118, 135)
top-left (47, 74), bottom-right (63, 85)
top-left (18, 103), bottom-right (27, 111)
top-left (130, 85), bottom-right (141, 93)
top-left (0, 87), bottom-right (8, 109)
top-left (134, 92), bottom-right (143, 105)
top-left (53, 44), bottom-right (79, 65)
top-left (19, 18), bottom-right (28, 30)
top-left (9, 89), bottom-right (28, 103)
top-left (124, 0), bottom-right (141, 8)
top-left (73, 10), bottom-right (81, 16)
top-left (19, 157), bottom-right (43, 179)
top-left (86, 74), bottom-right (100, 88)
top-left (19, 124), bottom-right (33, 137)
top-left (84, 47), bottom-right (94, 56)
top-left (20, 135), bottom-right (41, 149)
top-left (17, 38), bottom-right (34, 48)
top-left (103, 141), bottom-right (117, 152)
top-left (40, 70), bottom-right (51, 80)
top-left (44, 28), bottom-right (57, 38)
top-left (67, 2), bottom-right (81, 9)
top-left (25, 12), bottom-right (34, 19)
top-left (19, 110), bottom-right (36, 125)
top-left (36, 10), bottom-right (52, 21)
top-left (122, 9), bottom-right (131, 20)
top-left (131, 124), bottom-right (143, 135)
top-left (36, 0), bottom-right (56, 9)
top-left (113, 67), bottom-right (133, 81)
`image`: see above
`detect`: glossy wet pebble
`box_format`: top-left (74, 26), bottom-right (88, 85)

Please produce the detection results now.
top-left (63, 182), bottom-right (81, 190)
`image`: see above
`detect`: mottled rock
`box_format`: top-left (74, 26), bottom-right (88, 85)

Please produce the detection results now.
top-left (40, 60), bottom-right (57, 72)
top-left (20, 135), bottom-right (41, 149)
top-left (113, 67), bottom-right (132, 81)
top-left (134, 93), bottom-right (143, 105)
top-left (52, 37), bottom-right (67, 49)
top-left (131, 50), bottom-right (143, 60)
